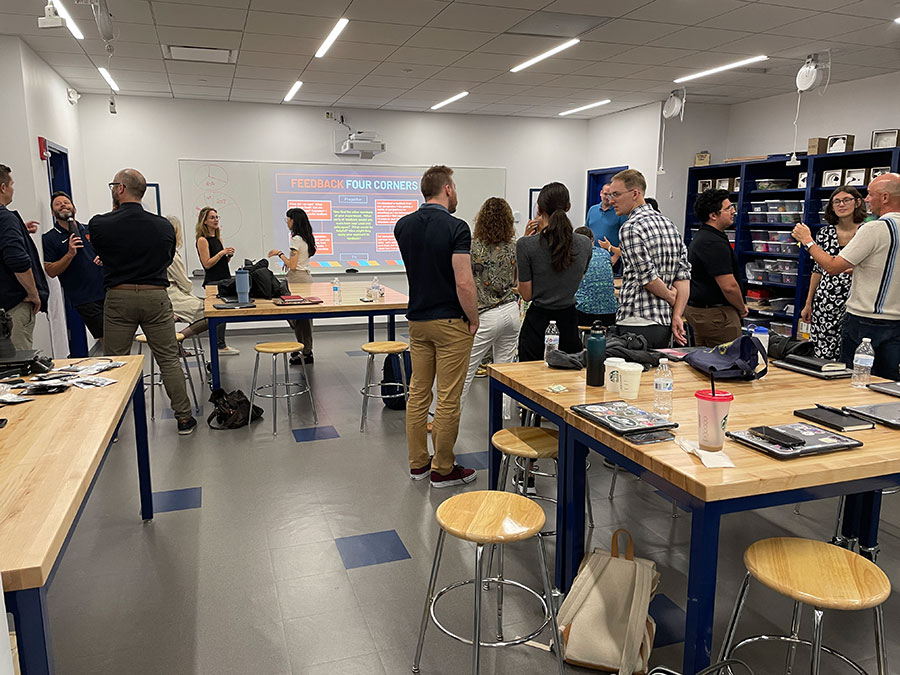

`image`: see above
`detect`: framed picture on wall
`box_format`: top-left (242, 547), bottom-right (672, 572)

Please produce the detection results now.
top-left (714, 178), bottom-right (732, 191)
top-left (871, 129), bottom-right (899, 149)
top-left (822, 169), bottom-right (843, 187)
top-left (798, 173), bottom-right (807, 189)
top-left (826, 134), bottom-right (855, 153)
top-left (528, 188), bottom-right (541, 220)
top-left (698, 179), bottom-right (713, 192)
top-left (733, 177), bottom-right (741, 191)
top-left (871, 166), bottom-right (891, 180)
top-left (844, 169), bottom-right (866, 186)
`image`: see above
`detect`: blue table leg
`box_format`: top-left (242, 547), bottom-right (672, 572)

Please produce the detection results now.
top-left (859, 490), bottom-right (883, 560)
top-left (132, 379), bottom-right (153, 521)
top-left (5, 587), bottom-right (53, 675)
top-left (561, 432), bottom-right (586, 591)
top-left (487, 378), bottom-right (503, 490)
top-left (208, 317), bottom-right (221, 389)
top-left (682, 501), bottom-right (721, 675)
top-left (388, 314), bottom-right (396, 341)
top-left (368, 316), bottom-right (375, 343)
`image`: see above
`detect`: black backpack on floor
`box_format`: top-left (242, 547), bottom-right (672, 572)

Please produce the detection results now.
top-left (381, 352), bottom-right (412, 410)
top-left (207, 388), bottom-right (263, 429)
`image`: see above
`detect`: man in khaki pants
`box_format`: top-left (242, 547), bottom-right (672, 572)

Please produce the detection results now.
top-left (89, 169), bottom-right (197, 435)
top-left (395, 166), bottom-right (479, 488)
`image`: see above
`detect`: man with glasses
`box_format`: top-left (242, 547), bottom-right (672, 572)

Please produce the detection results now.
top-left (89, 169), bottom-right (197, 435)
top-left (683, 189), bottom-right (746, 347)
top-left (584, 183), bottom-right (627, 250)
top-left (609, 169), bottom-right (691, 347)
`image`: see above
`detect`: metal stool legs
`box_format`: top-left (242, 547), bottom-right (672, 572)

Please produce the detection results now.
top-left (360, 352), bottom-right (408, 433)
top-left (249, 350), bottom-right (317, 436)
top-left (413, 530), bottom-right (446, 674)
top-left (360, 353), bottom-right (375, 433)
top-left (139, 341), bottom-right (200, 419)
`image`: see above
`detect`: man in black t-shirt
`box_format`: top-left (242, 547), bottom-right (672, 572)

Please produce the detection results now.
top-left (42, 191), bottom-right (106, 342)
top-left (395, 165), bottom-right (479, 488)
top-left (682, 189), bottom-right (748, 347)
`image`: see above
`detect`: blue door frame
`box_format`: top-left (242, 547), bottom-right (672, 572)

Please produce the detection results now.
top-left (585, 165), bottom-right (628, 215)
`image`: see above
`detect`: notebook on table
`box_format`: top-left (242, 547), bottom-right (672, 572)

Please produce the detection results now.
top-left (570, 401), bottom-right (678, 436)
top-left (772, 359), bottom-right (852, 379)
top-left (726, 422), bottom-right (863, 459)
top-left (783, 354), bottom-right (847, 372)
top-left (651, 347), bottom-right (701, 362)
top-left (793, 406), bottom-right (874, 432)
top-left (868, 382), bottom-right (900, 398)
top-left (842, 402), bottom-right (900, 429)
top-left (273, 296), bottom-right (324, 306)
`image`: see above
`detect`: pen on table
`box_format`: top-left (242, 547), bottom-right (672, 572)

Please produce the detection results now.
top-left (815, 403), bottom-right (846, 415)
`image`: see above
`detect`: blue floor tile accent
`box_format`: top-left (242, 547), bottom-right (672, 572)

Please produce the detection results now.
top-left (152, 487), bottom-right (202, 513)
top-left (163, 405), bottom-right (204, 420)
top-left (335, 530), bottom-right (411, 569)
top-left (654, 490), bottom-right (687, 512)
top-left (454, 451), bottom-right (489, 471)
top-left (345, 350), bottom-right (367, 357)
top-left (292, 425), bottom-right (340, 442)
top-left (650, 594), bottom-right (686, 648)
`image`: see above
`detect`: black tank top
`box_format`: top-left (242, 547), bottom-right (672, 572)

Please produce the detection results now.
top-left (200, 235), bottom-right (231, 286)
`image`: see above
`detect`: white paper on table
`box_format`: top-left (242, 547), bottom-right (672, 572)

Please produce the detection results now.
top-left (675, 437), bottom-right (736, 468)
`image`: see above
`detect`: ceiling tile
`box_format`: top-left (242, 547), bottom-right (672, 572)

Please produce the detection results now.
top-left (357, 74), bottom-right (425, 88)
top-left (753, 0), bottom-right (846, 9)
top-left (427, 3), bottom-right (532, 31)
top-left (238, 51), bottom-right (312, 69)
top-left (112, 70), bottom-right (171, 84)
top-left (297, 69), bottom-right (365, 85)
top-left (432, 66), bottom-right (504, 82)
top-left (244, 11), bottom-right (335, 38)
top-left (167, 73), bottom-right (234, 86)
top-left (97, 22), bottom-right (160, 44)
top-left (830, 45), bottom-right (900, 67)
top-left (474, 103), bottom-right (533, 114)
top-left (489, 70), bottom-right (557, 86)
top-left (831, 20), bottom-right (900, 45)
top-left (151, 3), bottom-right (248, 29)
top-left (53, 66), bottom-right (104, 80)
top-left (770, 12), bottom-right (882, 39)
top-left (549, 74), bottom-right (614, 88)
top-left (411, 78), bottom-right (482, 91)
top-left (303, 58), bottom-right (379, 74)
top-left (404, 27), bottom-right (497, 50)
top-left (505, 11), bottom-right (611, 37)
top-left (464, 0), bottom-right (551, 8)
top-left (230, 77), bottom-right (293, 91)
top-left (285, 92), bottom-right (343, 103)
top-left (576, 61), bottom-right (646, 77)
top-left (156, 26), bottom-right (242, 49)
top-left (337, 94), bottom-right (398, 105)
top-left (453, 52), bottom-right (517, 70)
top-left (631, 65), bottom-right (699, 82)
top-left (0, 12), bottom-right (50, 36)
top-left (248, 0), bottom-right (347, 15)
top-left (370, 62), bottom-right (444, 78)
top-left (21, 36), bottom-right (85, 54)
top-left (527, 57), bottom-right (594, 75)
top-left (614, 46), bottom-right (696, 66)
top-left (297, 82), bottom-right (354, 95)
top-left (566, 41), bottom-right (631, 61)
top-left (835, 0), bottom-right (900, 19)
top-left (229, 90), bottom-right (285, 102)
top-left (165, 60), bottom-right (235, 76)
top-left (344, 0), bottom-right (448, 25)
top-left (116, 81), bottom-right (172, 93)
top-left (701, 4), bottom-right (817, 31)
top-left (105, 57), bottom-right (166, 72)
top-left (320, 41), bottom-right (397, 61)
top-left (83, 41), bottom-right (163, 59)
top-left (478, 33), bottom-right (565, 56)
top-left (541, 0), bottom-right (657, 17)
top-left (170, 84), bottom-right (231, 96)
top-left (386, 46), bottom-right (466, 66)
top-left (164, 0), bottom-right (250, 8)
top-left (705, 33), bottom-right (800, 56)
top-left (39, 53), bottom-right (94, 68)
top-left (339, 21), bottom-right (419, 45)
top-left (240, 34), bottom-right (320, 55)
top-left (770, 41), bottom-right (862, 61)
top-left (604, 77), bottom-right (674, 93)
top-left (625, 0), bottom-right (746, 25)
top-left (234, 65), bottom-right (300, 81)
top-left (345, 85), bottom-right (409, 98)
top-left (649, 27), bottom-right (752, 50)
top-left (470, 82), bottom-right (533, 95)
top-left (580, 19), bottom-right (682, 45)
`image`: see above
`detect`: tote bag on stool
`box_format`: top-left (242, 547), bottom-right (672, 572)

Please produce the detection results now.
top-left (557, 529), bottom-right (659, 674)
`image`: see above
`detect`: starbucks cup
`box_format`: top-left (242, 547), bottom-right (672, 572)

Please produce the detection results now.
top-left (605, 358), bottom-right (626, 392)
top-left (695, 390), bottom-right (734, 451)
top-left (618, 363), bottom-right (644, 400)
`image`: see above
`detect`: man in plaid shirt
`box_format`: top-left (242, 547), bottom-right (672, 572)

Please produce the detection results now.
top-left (610, 169), bottom-right (691, 348)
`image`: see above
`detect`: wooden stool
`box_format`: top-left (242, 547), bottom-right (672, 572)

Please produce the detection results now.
top-left (135, 332), bottom-right (200, 420)
top-left (250, 341), bottom-right (317, 436)
top-left (359, 341), bottom-right (409, 432)
top-left (412, 490), bottom-right (565, 675)
top-left (720, 537), bottom-right (890, 675)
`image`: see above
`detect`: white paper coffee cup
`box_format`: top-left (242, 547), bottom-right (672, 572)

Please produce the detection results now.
top-left (605, 358), bottom-right (626, 393)
top-left (618, 363), bottom-right (644, 400)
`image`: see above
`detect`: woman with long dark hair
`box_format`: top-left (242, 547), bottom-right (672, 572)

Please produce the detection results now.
top-left (195, 206), bottom-right (237, 355)
top-left (516, 182), bottom-right (592, 361)
top-left (800, 185), bottom-right (866, 359)
top-left (268, 207), bottom-right (317, 364)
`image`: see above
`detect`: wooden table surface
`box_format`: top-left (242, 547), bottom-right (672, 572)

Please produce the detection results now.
top-left (488, 360), bottom-right (900, 503)
top-left (0, 356), bottom-right (143, 591)
top-left (204, 281), bottom-right (408, 317)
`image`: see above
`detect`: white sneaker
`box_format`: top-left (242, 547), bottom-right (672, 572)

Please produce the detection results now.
top-left (218, 346), bottom-right (240, 356)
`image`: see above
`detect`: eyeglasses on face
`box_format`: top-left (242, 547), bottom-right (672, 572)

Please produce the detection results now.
top-left (608, 190), bottom-right (634, 199)
top-left (719, 204), bottom-right (737, 213)
top-left (832, 197), bottom-right (858, 206)
top-left (108, 182), bottom-right (122, 190)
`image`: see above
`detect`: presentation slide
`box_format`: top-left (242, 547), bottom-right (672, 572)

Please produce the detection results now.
top-left (269, 166), bottom-right (424, 271)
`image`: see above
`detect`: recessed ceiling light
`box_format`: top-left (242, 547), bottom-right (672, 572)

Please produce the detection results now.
top-left (316, 18), bottom-right (349, 58)
top-left (98, 67), bottom-right (119, 92)
top-left (431, 91), bottom-right (468, 110)
top-left (283, 81), bottom-right (303, 102)
top-left (51, 0), bottom-right (84, 40)
top-left (673, 55), bottom-right (769, 83)
top-left (510, 39), bottom-right (580, 73)
top-left (559, 99), bottom-right (610, 116)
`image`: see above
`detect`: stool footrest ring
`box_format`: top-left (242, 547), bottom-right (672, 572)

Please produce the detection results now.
top-left (360, 382), bottom-right (407, 399)
top-left (729, 634), bottom-right (867, 674)
top-left (253, 381), bottom-right (311, 400)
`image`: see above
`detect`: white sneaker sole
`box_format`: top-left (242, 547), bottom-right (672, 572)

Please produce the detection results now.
top-left (430, 474), bottom-right (476, 488)
top-left (410, 471), bottom-right (430, 481)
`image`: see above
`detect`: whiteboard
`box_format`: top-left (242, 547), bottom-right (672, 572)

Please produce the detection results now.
top-left (178, 160), bottom-right (506, 275)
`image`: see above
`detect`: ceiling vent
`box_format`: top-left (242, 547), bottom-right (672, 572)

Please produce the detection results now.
top-left (162, 45), bottom-right (236, 64)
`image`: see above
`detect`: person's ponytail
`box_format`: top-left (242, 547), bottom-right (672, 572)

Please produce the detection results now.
top-left (536, 182), bottom-right (574, 272)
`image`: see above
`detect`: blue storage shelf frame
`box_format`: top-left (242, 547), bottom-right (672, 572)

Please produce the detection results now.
top-left (684, 147), bottom-right (900, 338)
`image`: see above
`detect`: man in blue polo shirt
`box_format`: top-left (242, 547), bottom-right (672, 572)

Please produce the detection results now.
top-left (584, 182), bottom-right (628, 248)
top-left (42, 191), bottom-right (106, 343)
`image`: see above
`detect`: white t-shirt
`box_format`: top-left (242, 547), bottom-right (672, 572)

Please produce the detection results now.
top-left (840, 213), bottom-right (900, 321)
top-left (290, 235), bottom-right (311, 272)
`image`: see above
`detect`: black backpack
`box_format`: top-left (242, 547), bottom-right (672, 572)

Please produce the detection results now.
top-left (207, 388), bottom-right (263, 429)
top-left (381, 352), bottom-right (412, 410)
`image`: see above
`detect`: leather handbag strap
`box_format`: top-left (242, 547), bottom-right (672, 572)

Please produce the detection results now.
top-left (610, 528), bottom-right (635, 560)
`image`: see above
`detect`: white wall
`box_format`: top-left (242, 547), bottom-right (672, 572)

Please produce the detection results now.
top-left (726, 71), bottom-right (900, 159)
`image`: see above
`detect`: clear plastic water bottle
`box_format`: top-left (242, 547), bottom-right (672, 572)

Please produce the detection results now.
top-left (653, 358), bottom-right (674, 419)
top-left (851, 338), bottom-right (875, 388)
top-left (544, 320), bottom-right (560, 361)
top-left (372, 275), bottom-right (382, 296)
top-left (331, 277), bottom-right (342, 304)
top-left (751, 326), bottom-right (769, 355)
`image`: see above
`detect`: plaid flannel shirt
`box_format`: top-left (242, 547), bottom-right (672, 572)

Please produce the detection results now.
top-left (616, 203), bottom-right (691, 325)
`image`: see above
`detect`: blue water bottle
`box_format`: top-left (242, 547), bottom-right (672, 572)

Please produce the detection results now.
top-left (235, 268), bottom-right (250, 304)
top-left (586, 322), bottom-right (607, 387)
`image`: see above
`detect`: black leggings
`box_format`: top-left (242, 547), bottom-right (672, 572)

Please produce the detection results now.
top-left (518, 303), bottom-right (582, 362)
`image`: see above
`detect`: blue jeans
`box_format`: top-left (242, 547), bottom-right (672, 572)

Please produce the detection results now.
top-left (840, 312), bottom-right (900, 380)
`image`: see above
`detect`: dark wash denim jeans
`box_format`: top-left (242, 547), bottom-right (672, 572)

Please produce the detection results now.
top-left (841, 312), bottom-right (900, 380)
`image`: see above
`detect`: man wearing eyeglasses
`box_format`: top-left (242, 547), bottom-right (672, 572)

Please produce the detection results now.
top-left (609, 169), bottom-right (691, 347)
top-left (89, 169), bottom-right (197, 435)
top-left (683, 189), bottom-right (746, 347)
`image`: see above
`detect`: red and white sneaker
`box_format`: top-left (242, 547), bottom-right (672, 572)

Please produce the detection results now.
top-left (410, 464), bottom-right (430, 481)
top-left (430, 465), bottom-right (477, 488)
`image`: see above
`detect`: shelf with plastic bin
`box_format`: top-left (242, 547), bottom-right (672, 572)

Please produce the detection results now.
top-left (743, 250), bottom-right (799, 259)
top-left (746, 279), bottom-right (797, 289)
top-left (747, 308), bottom-right (793, 320)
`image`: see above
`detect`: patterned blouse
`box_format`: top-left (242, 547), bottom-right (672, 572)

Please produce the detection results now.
top-left (576, 246), bottom-right (618, 315)
top-left (471, 239), bottom-right (517, 312)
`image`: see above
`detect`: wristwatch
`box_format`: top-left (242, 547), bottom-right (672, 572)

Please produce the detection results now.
top-left (804, 240), bottom-right (815, 250)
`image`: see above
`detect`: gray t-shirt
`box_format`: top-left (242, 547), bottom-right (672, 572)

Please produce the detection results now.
top-left (516, 232), bottom-right (591, 309)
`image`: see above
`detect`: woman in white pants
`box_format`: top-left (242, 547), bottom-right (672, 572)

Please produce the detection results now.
top-left (461, 197), bottom-right (519, 407)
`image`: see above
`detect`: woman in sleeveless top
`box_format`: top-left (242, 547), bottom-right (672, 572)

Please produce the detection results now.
top-left (268, 207), bottom-right (317, 364)
top-left (195, 207), bottom-right (238, 355)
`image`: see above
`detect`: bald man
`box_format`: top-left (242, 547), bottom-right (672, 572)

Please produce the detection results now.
top-left (793, 172), bottom-right (900, 379)
top-left (90, 169), bottom-right (197, 435)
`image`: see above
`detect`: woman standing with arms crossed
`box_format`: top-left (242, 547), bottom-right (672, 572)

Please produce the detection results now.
top-left (517, 182), bottom-right (591, 361)
top-left (268, 207), bottom-right (316, 364)
top-left (195, 206), bottom-right (238, 355)
top-left (800, 186), bottom-right (865, 360)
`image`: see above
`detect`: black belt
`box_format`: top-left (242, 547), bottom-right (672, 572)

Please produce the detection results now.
top-left (688, 302), bottom-right (727, 309)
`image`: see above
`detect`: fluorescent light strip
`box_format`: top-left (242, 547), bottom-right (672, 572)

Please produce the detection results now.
top-left (97, 67), bottom-right (119, 92)
top-left (315, 18), bottom-right (349, 58)
top-left (283, 80), bottom-right (303, 102)
top-left (431, 91), bottom-right (468, 110)
top-left (894, 16), bottom-right (900, 23)
top-left (510, 38), bottom-right (580, 73)
top-left (50, 0), bottom-right (84, 40)
top-left (558, 99), bottom-right (610, 116)
top-left (674, 55), bottom-right (768, 83)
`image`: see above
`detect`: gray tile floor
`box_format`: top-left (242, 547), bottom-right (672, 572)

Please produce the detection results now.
top-left (45, 327), bottom-right (900, 674)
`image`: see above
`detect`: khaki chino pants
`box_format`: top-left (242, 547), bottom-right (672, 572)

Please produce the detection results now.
top-left (8, 300), bottom-right (36, 350)
top-left (407, 317), bottom-right (474, 475)
top-left (684, 305), bottom-right (742, 348)
top-left (103, 288), bottom-right (192, 419)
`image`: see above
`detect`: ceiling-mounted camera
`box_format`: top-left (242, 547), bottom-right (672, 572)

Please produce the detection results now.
top-left (108, 95), bottom-right (117, 114)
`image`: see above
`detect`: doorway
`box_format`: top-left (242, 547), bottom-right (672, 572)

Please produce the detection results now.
top-left (585, 165), bottom-right (628, 215)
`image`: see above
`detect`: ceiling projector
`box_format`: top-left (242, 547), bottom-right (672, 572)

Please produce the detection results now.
top-left (337, 131), bottom-right (385, 160)
top-left (38, 2), bottom-right (65, 29)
